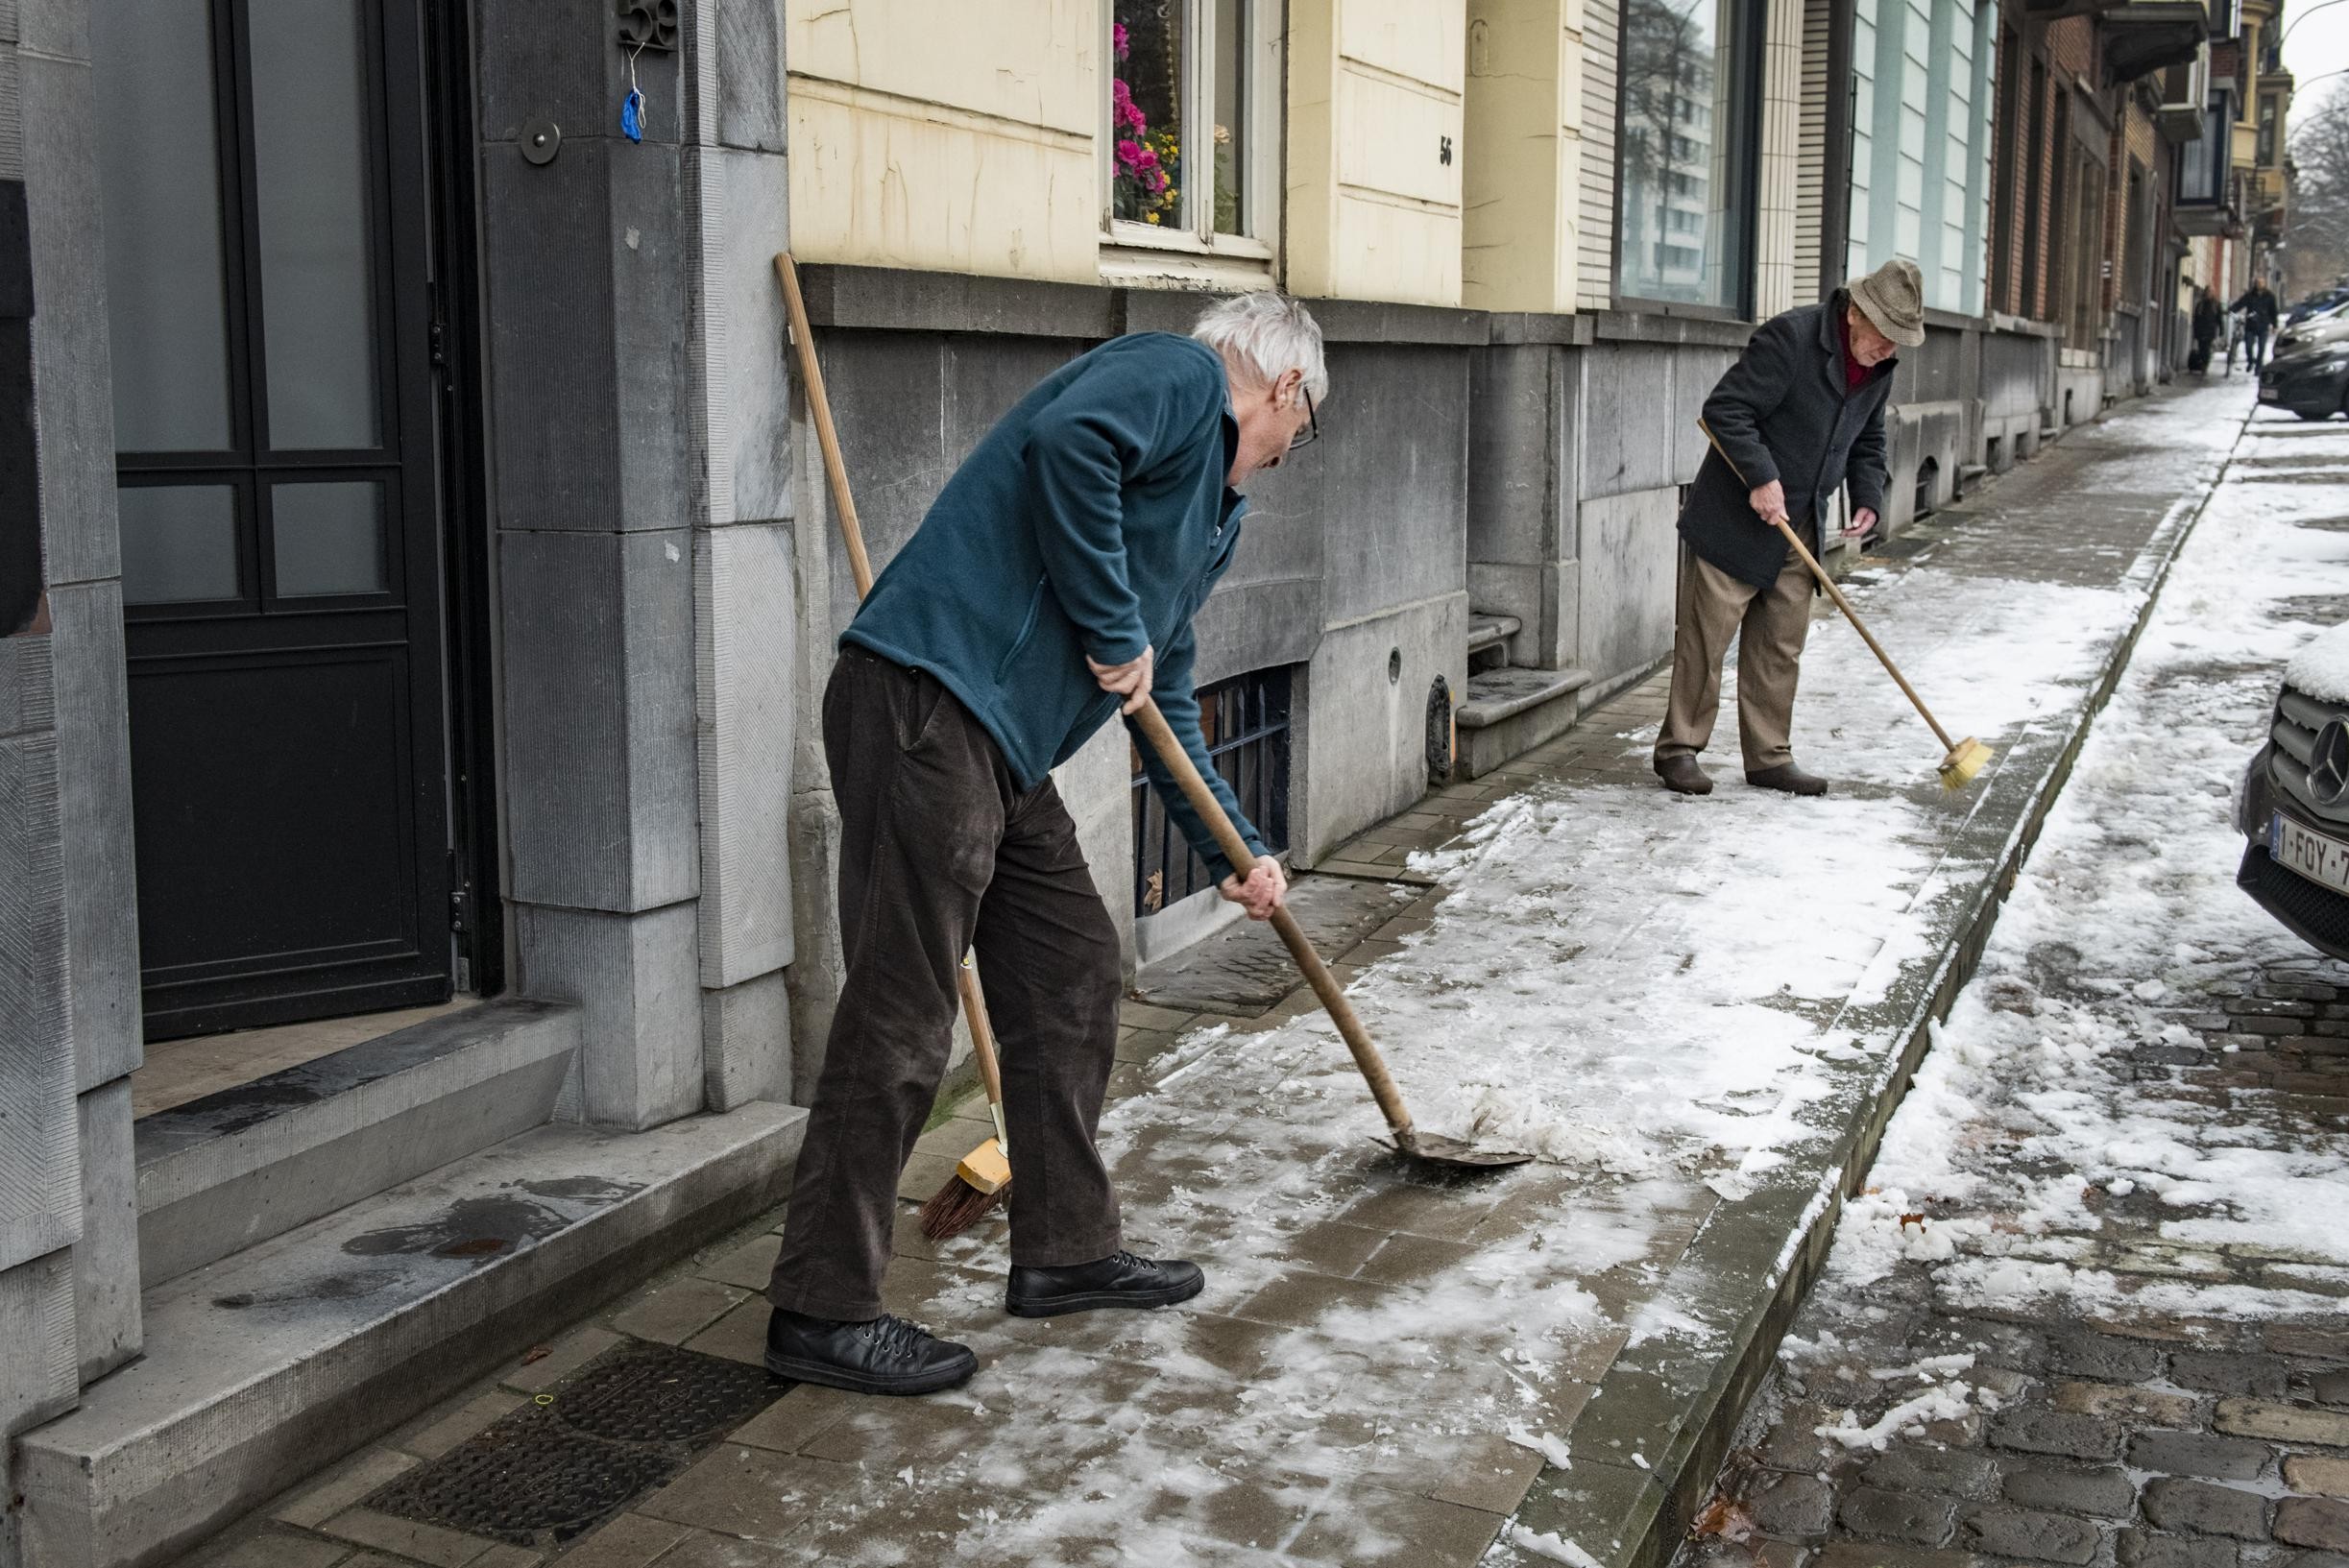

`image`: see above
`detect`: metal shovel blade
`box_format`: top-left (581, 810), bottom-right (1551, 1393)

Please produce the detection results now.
top-left (1392, 1126), bottom-right (1536, 1169)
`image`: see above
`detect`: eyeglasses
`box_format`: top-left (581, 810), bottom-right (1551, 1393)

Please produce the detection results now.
top-left (1287, 387), bottom-right (1320, 453)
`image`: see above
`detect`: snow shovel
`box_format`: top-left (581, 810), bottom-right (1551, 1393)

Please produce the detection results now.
top-left (1767, 514), bottom-right (1994, 791)
top-left (1130, 697), bottom-right (1532, 1170)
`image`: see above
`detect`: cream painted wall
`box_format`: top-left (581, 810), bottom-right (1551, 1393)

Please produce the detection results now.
top-left (1288, 0), bottom-right (1468, 304)
top-left (1755, 0), bottom-right (1806, 317)
top-left (1462, 0), bottom-right (1585, 313)
top-left (1576, 0), bottom-right (1618, 309)
top-left (784, 0), bottom-right (1101, 282)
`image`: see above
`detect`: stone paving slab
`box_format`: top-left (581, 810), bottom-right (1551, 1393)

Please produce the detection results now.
top-left (176, 385), bottom-right (2247, 1568)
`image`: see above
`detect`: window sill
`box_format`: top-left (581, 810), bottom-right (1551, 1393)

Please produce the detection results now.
top-left (1104, 221), bottom-right (1272, 261)
top-left (1100, 241), bottom-right (1276, 294)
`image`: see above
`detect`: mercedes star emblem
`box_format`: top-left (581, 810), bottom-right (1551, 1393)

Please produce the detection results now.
top-left (2312, 718), bottom-right (2349, 809)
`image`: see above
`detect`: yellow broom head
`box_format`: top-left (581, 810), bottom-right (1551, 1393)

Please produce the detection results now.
top-left (917, 1136), bottom-right (1011, 1242)
top-left (1939, 737), bottom-right (1994, 790)
top-left (954, 1138), bottom-right (1011, 1194)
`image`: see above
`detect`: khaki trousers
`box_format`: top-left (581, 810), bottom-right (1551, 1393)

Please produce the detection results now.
top-left (1655, 540), bottom-right (1814, 773)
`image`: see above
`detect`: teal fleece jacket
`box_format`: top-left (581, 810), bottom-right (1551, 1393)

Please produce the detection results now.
top-left (842, 332), bottom-right (1271, 881)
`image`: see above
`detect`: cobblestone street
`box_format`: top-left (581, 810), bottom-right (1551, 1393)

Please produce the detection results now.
top-left (1680, 977), bottom-right (2349, 1568)
top-left (1669, 404), bottom-right (2349, 1568)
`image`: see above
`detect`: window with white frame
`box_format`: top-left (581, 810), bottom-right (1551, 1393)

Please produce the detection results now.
top-left (1106, 0), bottom-right (1276, 253)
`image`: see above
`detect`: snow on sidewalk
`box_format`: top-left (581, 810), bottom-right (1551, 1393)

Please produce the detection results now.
top-left (824, 385), bottom-right (2257, 1564)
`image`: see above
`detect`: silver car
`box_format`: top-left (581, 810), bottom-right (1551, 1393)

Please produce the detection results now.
top-left (2239, 623), bottom-right (2349, 958)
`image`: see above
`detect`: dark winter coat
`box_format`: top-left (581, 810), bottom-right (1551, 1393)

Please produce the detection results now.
top-left (2233, 285), bottom-right (2279, 331)
top-left (1683, 291), bottom-right (1897, 590)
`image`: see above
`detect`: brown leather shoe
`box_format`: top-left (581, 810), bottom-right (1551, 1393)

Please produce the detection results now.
top-left (1746, 762), bottom-right (1829, 796)
top-left (1655, 755), bottom-right (1714, 795)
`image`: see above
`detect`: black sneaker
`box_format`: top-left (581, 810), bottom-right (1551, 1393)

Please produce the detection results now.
top-left (1005, 1250), bottom-right (1205, 1318)
top-left (763, 1308), bottom-right (977, 1395)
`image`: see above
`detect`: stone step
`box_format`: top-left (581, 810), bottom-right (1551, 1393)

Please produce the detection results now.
top-left (1456, 665), bottom-right (1593, 729)
top-left (1466, 611), bottom-right (1522, 657)
top-left (1456, 666), bottom-right (1594, 780)
top-left (133, 998), bottom-right (581, 1288)
top-left (18, 1102), bottom-right (808, 1568)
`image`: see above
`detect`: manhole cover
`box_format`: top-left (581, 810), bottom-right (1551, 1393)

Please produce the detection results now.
top-left (367, 1340), bottom-right (787, 1549)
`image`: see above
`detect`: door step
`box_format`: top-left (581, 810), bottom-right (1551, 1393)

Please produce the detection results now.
top-left (1456, 665), bottom-right (1593, 779)
top-left (1466, 611), bottom-right (1522, 659)
top-left (133, 998), bottom-right (581, 1287)
top-left (17, 1102), bottom-right (807, 1568)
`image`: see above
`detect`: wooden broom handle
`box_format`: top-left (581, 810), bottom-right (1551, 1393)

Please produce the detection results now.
top-left (775, 253), bottom-right (877, 599)
top-left (1767, 515), bottom-right (1959, 754)
top-left (1130, 697), bottom-right (1417, 1137)
top-left (776, 251), bottom-right (1005, 1108)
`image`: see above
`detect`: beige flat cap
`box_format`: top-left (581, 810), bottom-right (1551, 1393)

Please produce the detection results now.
top-left (1848, 256), bottom-right (1926, 348)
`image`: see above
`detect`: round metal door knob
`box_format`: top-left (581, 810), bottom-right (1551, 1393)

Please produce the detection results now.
top-left (521, 118), bottom-right (561, 166)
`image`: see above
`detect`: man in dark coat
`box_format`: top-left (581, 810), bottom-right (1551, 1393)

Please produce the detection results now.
top-left (2234, 276), bottom-right (2280, 371)
top-left (1653, 256), bottom-right (1922, 798)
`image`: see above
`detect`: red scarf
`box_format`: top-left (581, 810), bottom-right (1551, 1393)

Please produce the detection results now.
top-left (1839, 311), bottom-right (1868, 392)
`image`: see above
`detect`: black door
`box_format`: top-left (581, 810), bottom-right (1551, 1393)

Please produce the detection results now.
top-left (94, 0), bottom-right (466, 1039)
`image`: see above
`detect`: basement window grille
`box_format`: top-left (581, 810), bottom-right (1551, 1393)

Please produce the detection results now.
top-left (1131, 666), bottom-right (1292, 917)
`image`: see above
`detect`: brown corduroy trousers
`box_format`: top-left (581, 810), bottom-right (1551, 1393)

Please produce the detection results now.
top-left (765, 650), bottom-right (1125, 1322)
top-left (1654, 540), bottom-right (1817, 773)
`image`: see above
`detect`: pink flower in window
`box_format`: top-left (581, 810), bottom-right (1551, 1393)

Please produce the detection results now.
top-left (1112, 78), bottom-right (1147, 134)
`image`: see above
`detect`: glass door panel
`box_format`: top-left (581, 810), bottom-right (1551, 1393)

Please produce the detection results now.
top-left (91, 0), bottom-right (236, 452)
top-left (271, 480), bottom-right (386, 597)
top-left (249, 0), bottom-right (382, 451)
top-left (118, 485), bottom-right (243, 604)
top-left (96, 0), bottom-right (457, 1038)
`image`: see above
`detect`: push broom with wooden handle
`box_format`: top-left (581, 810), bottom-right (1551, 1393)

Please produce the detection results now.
top-left (1698, 419), bottom-right (1992, 790)
top-left (1766, 514), bottom-right (1994, 790)
top-left (773, 252), bottom-right (1013, 1240)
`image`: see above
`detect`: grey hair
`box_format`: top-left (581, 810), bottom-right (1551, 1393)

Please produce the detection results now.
top-left (1191, 292), bottom-right (1329, 401)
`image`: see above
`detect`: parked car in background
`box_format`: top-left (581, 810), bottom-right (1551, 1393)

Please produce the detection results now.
top-left (2286, 286), bottom-right (2349, 326)
top-left (2259, 303), bottom-right (2349, 421)
top-left (2240, 622), bottom-right (2349, 960)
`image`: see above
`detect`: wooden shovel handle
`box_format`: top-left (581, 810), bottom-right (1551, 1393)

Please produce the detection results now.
top-left (1767, 515), bottom-right (1959, 754)
top-left (1129, 698), bottom-right (1418, 1138)
top-left (777, 251), bottom-right (1005, 1115)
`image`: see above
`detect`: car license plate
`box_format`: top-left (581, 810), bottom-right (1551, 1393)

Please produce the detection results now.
top-left (2272, 812), bottom-right (2349, 896)
top-left (2259, 386), bottom-right (2279, 401)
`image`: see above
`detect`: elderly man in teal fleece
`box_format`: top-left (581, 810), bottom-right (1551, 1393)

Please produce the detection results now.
top-left (762, 294), bottom-right (1328, 1396)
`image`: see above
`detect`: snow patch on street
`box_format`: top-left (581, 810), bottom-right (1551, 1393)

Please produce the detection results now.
top-left (1820, 410), bottom-right (2349, 1322)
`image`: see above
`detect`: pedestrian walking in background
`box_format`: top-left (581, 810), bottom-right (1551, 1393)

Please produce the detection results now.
top-left (761, 294), bottom-right (1322, 1397)
top-left (2191, 289), bottom-right (2222, 375)
top-left (2234, 275), bottom-right (2280, 372)
top-left (1653, 256), bottom-right (1920, 799)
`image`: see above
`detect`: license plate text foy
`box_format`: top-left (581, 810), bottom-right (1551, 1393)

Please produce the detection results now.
top-left (2274, 812), bottom-right (2349, 895)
